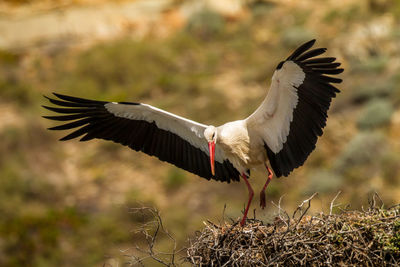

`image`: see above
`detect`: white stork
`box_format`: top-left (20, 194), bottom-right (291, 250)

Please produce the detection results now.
top-left (43, 39), bottom-right (343, 226)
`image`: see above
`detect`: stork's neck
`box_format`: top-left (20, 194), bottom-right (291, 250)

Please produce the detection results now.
top-left (217, 121), bottom-right (250, 162)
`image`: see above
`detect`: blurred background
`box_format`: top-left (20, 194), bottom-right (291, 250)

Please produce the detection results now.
top-left (1, 0), bottom-right (400, 266)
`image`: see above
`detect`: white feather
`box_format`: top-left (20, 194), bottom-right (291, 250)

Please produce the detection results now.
top-left (246, 61), bottom-right (305, 153)
top-left (104, 102), bottom-right (227, 163)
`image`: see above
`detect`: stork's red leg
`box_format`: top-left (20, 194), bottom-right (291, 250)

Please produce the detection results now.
top-left (240, 173), bottom-right (254, 226)
top-left (260, 163), bottom-right (273, 209)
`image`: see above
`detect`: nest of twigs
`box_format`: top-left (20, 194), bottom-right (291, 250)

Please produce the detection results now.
top-left (187, 193), bottom-right (400, 266)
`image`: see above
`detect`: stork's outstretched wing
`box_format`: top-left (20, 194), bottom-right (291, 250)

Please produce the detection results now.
top-left (43, 93), bottom-right (240, 182)
top-left (246, 39), bottom-right (343, 177)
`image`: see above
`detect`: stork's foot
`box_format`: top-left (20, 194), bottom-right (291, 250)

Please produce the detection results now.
top-left (259, 163), bottom-right (273, 209)
top-left (240, 216), bottom-right (246, 227)
top-left (260, 190), bottom-right (266, 209)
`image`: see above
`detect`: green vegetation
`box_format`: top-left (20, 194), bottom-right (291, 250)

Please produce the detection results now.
top-left (186, 9), bottom-right (226, 39)
top-left (335, 131), bottom-right (387, 172)
top-left (305, 170), bottom-right (343, 194)
top-left (164, 168), bottom-right (188, 190)
top-left (0, 50), bottom-right (35, 104)
top-left (357, 99), bottom-right (394, 129)
top-left (381, 152), bottom-right (400, 185)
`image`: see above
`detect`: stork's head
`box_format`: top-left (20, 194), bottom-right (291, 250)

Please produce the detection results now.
top-left (204, 126), bottom-right (217, 176)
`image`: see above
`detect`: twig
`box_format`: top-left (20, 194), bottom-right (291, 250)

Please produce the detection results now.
top-left (330, 191), bottom-right (342, 215)
top-left (127, 206), bottom-right (179, 266)
top-left (293, 192), bottom-right (318, 219)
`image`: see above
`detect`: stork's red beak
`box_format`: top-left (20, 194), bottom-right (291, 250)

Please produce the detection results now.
top-left (208, 141), bottom-right (215, 176)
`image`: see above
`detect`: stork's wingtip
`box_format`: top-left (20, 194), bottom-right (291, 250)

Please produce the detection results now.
top-left (52, 92), bottom-right (63, 98)
top-left (306, 39), bottom-right (316, 45)
top-left (287, 39), bottom-right (317, 61)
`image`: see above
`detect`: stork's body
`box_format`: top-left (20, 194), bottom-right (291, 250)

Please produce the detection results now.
top-left (43, 40), bottom-right (343, 226)
top-left (216, 121), bottom-right (255, 170)
top-left (212, 120), bottom-right (263, 169)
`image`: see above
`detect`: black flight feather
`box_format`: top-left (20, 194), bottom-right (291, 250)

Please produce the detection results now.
top-left (266, 40), bottom-right (342, 177)
top-left (43, 93), bottom-right (240, 183)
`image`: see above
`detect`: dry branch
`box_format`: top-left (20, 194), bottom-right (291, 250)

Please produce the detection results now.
top-left (125, 207), bottom-right (181, 266)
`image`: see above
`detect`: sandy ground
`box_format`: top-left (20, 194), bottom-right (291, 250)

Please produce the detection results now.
top-left (0, 0), bottom-right (174, 50)
top-left (0, 0), bottom-right (246, 51)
